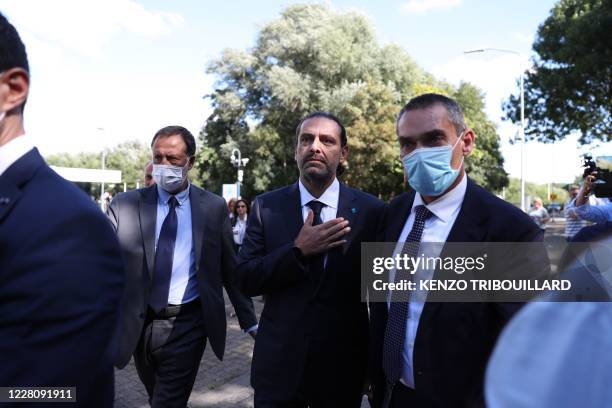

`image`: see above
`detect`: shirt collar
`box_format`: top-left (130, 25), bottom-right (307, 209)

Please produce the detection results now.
top-left (157, 182), bottom-right (190, 206)
top-left (298, 178), bottom-right (340, 210)
top-left (0, 133), bottom-right (34, 176)
top-left (412, 173), bottom-right (467, 223)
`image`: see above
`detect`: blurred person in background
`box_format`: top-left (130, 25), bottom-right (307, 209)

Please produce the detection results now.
top-left (144, 161), bottom-right (154, 187)
top-left (231, 198), bottom-right (249, 253)
top-left (227, 197), bottom-right (237, 221)
top-left (564, 185), bottom-right (586, 241)
top-left (574, 170), bottom-right (612, 224)
top-left (529, 197), bottom-right (550, 231)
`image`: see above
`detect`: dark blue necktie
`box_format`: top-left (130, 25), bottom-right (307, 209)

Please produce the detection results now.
top-left (382, 205), bottom-right (433, 385)
top-left (307, 200), bottom-right (326, 288)
top-left (150, 196), bottom-right (179, 313)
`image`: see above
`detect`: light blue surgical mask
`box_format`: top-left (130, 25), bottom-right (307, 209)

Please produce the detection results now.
top-left (401, 132), bottom-right (464, 196)
top-left (152, 162), bottom-right (189, 193)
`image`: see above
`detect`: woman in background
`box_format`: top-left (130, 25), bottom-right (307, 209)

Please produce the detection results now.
top-left (231, 199), bottom-right (249, 253)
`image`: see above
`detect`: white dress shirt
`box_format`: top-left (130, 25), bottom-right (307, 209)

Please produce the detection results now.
top-left (298, 178), bottom-right (340, 223)
top-left (298, 178), bottom-right (340, 267)
top-left (233, 215), bottom-right (248, 245)
top-left (0, 133), bottom-right (33, 176)
top-left (388, 174), bottom-right (467, 388)
top-left (155, 183), bottom-right (198, 305)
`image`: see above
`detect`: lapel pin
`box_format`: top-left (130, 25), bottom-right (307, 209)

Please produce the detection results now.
top-left (351, 207), bottom-right (358, 214)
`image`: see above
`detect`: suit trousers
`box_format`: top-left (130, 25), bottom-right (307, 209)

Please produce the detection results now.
top-left (134, 298), bottom-right (207, 408)
top-left (389, 381), bottom-right (436, 408)
top-left (254, 337), bottom-right (364, 408)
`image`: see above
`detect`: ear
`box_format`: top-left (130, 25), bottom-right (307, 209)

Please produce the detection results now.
top-left (461, 128), bottom-right (475, 156)
top-left (187, 155), bottom-right (196, 170)
top-left (0, 68), bottom-right (29, 114)
top-left (340, 144), bottom-right (349, 163)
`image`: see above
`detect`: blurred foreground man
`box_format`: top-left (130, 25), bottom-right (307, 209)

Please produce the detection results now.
top-left (109, 126), bottom-right (257, 408)
top-left (370, 94), bottom-right (545, 407)
top-left (0, 12), bottom-right (124, 407)
top-left (236, 112), bottom-right (385, 407)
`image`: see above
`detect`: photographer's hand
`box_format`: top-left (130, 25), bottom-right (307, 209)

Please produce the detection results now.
top-left (576, 170), bottom-right (597, 207)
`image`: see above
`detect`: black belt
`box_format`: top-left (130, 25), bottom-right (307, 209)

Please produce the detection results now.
top-left (148, 298), bottom-right (200, 319)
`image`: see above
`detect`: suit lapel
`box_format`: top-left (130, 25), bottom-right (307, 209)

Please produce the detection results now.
top-left (442, 178), bottom-right (487, 245)
top-left (0, 179), bottom-right (22, 223)
top-left (333, 183), bottom-right (357, 255)
top-left (139, 186), bottom-right (157, 280)
top-left (311, 183), bottom-right (356, 297)
top-left (422, 178), bottom-right (486, 315)
top-left (0, 148), bottom-right (44, 224)
top-left (388, 191), bottom-right (416, 241)
top-left (190, 186), bottom-right (206, 270)
top-left (283, 182), bottom-right (305, 242)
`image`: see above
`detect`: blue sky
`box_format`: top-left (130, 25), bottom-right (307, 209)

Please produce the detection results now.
top-left (1, 0), bottom-right (608, 184)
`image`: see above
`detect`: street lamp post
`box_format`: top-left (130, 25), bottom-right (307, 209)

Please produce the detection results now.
top-left (464, 48), bottom-right (527, 211)
top-left (97, 127), bottom-right (107, 211)
top-left (230, 148), bottom-right (249, 198)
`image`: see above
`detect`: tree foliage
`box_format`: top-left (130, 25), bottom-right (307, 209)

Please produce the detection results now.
top-left (200, 4), bottom-right (509, 199)
top-left (504, 0), bottom-right (612, 144)
top-left (46, 140), bottom-right (151, 196)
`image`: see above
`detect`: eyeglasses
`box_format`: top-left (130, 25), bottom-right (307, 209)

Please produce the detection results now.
top-left (237, 205), bottom-right (247, 208)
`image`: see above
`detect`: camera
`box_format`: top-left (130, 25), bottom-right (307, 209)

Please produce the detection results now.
top-left (583, 155), bottom-right (612, 197)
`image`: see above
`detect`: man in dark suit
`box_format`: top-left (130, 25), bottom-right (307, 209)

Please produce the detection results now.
top-left (369, 94), bottom-right (546, 407)
top-left (236, 112), bottom-right (385, 407)
top-left (108, 125), bottom-right (257, 408)
top-left (0, 13), bottom-right (124, 407)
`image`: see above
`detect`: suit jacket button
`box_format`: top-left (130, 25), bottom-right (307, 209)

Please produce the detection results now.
top-left (417, 370), bottom-right (423, 376)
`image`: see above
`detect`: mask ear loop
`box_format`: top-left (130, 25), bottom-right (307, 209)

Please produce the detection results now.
top-left (452, 130), bottom-right (466, 170)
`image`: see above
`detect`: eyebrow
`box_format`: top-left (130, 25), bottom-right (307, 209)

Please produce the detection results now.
top-left (299, 132), bottom-right (337, 138)
top-left (398, 128), bottom-right (447, 141)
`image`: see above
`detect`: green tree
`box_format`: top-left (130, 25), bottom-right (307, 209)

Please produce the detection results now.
top-left (200, 4), bottom-right (509, 200)
top-left (46, 140), bottom-right (151, 195)
top-left (504, 178), bottom-right (570, 207)
top-left (105, 140), bottom-right (152, 191)
top-left (503, 0), bottom-right (611, 144)
top-left (455, 82), bottom-right (509, 192)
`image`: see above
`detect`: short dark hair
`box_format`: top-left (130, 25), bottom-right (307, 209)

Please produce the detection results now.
top-left (0, 13), bottom-right (29, 74)
top-left (151, 125), bottom-right (196, 157)
top-left (295, 111), bottom-right (347, 147)
top-left (397, 93), bottom-right (466, 136)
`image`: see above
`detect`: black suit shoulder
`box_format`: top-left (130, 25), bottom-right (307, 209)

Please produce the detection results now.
top-left (190, 184), bottom-right (227, 209)
top-left (465, 180), bottom-right (540, 241)
top-left (16, 165), bottom-right (116, 241)
top-left (388, 191), bottom-right (411, 211)
top-left (346, 185), bottom-right (385, 208)
top-left (469, 181), bottom-right (531, 222)
top-left (254, 184), bottom-right (294, 203)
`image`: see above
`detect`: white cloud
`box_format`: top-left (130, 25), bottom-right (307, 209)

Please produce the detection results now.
top-left (399, 0), bottom-right (462, 14)
top-left (1, 0), bottom-right (184, 57)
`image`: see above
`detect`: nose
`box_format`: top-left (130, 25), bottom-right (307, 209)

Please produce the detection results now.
top-left (309, 136), bottom-right (322, 153)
